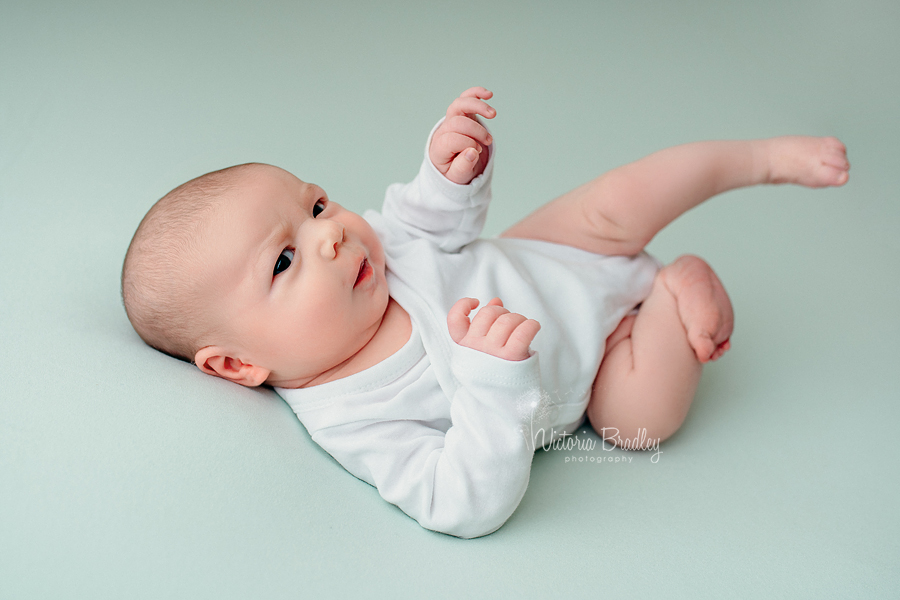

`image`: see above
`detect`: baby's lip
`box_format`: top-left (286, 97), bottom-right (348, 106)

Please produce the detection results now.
top-left (353, 256), bottom-right (369, 288)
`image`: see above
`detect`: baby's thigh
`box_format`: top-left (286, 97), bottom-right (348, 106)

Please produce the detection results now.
top-left (584, 314), bottom-right (636, 432)
top-left (585, 287), bottom-right (700, 446)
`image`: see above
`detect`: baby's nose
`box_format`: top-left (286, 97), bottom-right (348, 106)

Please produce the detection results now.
top-left (318, 221), bottom-right (345, 259)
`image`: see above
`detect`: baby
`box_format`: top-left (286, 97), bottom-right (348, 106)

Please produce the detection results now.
top-left (122, 87), bottom-right (850, 538)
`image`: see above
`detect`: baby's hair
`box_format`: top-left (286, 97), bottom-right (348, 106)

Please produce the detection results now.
top-left (121, 163), bottom-right (263, 362)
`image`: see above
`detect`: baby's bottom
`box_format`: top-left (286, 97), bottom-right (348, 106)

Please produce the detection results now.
top-left (586, 255), bottom-right (733, 448)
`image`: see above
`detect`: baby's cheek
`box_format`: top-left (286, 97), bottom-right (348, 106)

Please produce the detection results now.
top-left (348, 213), bottom-right (383, 251)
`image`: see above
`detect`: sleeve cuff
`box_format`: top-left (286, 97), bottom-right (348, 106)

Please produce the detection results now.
top-left (451, 344), bottom-right (541, 390)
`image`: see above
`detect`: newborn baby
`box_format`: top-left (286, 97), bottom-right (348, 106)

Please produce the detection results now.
top-left (122, 87), bottom-right (849, 538)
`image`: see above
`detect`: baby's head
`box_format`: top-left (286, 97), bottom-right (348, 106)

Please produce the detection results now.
top-left (122, 164), bottom-right (390, 388)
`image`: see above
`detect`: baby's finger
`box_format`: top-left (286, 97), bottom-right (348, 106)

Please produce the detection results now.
top-left (459, 87), bottom-right (493, 100)
top-left (447, 297), bottom-right (478, 343)
top-left (505, 319), bottom-right (541, 357)
top-left (446, 96), bottom-right (496, 121)
top-left (485, 312), bottom-right (528, 348)
top-left (486, 297), bottom-right (503, 307)
top-left (444, 115), bottom-right (493, 148)
top-left (433, 131), bottom-right (483, 160)
top-left (444, 149), bottom-right (481, 184)
top-left (468, 304), bottom-right (509, 338)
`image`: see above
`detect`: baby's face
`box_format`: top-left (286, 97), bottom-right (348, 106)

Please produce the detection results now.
top-left (197, 165), bottom-right (390, 388)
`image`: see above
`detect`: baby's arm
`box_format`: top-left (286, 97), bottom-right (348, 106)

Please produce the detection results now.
top-left (308, 328), bottom-right (545, 538)
top-left (377, 88), bottom-right (497, 252)
top-left (501, 136), bottom-right (850, 256)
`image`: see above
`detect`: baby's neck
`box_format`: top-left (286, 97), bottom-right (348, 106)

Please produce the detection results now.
top-left (300, 297), bottom-right (411, 388)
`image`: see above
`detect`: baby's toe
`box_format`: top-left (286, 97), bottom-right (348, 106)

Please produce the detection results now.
top-left (819, 139), bottom-right (850, 185)
top-left (823, 136), bottom-right (846, 153)
top-left (708, 339), bottom-right (731, 362)
top-left (820, 164), bottom-right (850, 186)
top-left (689, 332), bottom-right (717, 363)
top-left (822, 144), bottom-right (849, 169)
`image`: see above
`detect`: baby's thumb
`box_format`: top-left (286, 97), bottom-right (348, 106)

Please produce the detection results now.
top-left (447, 297), bottom-right (477, 343)
top-left (444, 148), bottom-right (480, 185)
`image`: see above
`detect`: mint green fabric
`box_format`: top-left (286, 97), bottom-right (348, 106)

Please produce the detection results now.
top-left (2, 1), bottom-right (898, 597)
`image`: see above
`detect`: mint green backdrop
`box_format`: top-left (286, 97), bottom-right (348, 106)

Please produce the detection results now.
top-left (2, 1), bottom-right (898, 598)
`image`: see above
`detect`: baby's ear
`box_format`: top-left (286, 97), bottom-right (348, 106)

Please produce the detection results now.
top-left (194, 346), bottom-right (270, 388)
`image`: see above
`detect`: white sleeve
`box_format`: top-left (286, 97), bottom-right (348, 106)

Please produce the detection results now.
top-left (311, 349), bottom-right (542, 539)
top-left (379, 118), bottom-right (495, 253)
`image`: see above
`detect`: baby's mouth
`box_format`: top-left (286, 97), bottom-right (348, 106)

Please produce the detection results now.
top-left (354, 258), bottom-right (369, 288)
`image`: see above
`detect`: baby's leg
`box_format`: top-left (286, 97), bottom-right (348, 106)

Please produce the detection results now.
top-left (500, 136), bottom-right (849, 257)
top-left (586, 256), bottom-right (733, 447)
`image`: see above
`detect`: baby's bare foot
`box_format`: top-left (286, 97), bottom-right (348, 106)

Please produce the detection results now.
top-left (764, 136), bottom-right (850, 187)
top-left (661, 255), bottom-right (734, 363)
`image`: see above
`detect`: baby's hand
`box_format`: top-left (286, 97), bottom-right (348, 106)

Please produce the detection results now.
top-left (429, 87), bottom-right (496, 185)
top-left (447, 297), bottom-right (540, 362)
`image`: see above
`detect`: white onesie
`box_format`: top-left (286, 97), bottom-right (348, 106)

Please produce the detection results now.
top-left (277, 123), bottom-right (658, 538)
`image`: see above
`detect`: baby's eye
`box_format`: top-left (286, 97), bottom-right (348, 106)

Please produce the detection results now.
top-left (273, 248), bottom-right (294, 276)
top-left (312, 199), bottom-right (326, 218)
